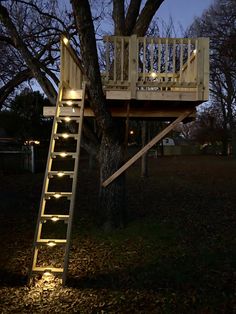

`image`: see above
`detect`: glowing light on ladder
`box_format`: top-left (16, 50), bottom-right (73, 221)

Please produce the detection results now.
top-left (67, 101), bottom-right (73, 106)
top-left (59, 152), bottom-right (67, 157)
top-left (51, 216), bottom-right (59, 222)
top-left (63, 37), bottom-right (69, 45)
top-left (54, 193), bottom-right (61, 199)
top-left (57, 172), bottom-right (65, 177)
top-left (62, 133), bottom-right (69, 139)
top-left (65, 117), bottom-right (71, 122)
top-left (193, 49), bottom-right (197, 55)
top-left (47, 241), bottom-right (56, 247)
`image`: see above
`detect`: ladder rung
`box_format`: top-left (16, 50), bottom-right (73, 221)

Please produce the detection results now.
top-left (60, 100), bottom-right (82, 107)
top-left (53, 133), bottom-right (78, 140)
top-left (40, 214), bottom-right (69, 222)
top-left (44, 192), bottom-right (72, 200)
top-left (51, 152), bottom-right (77, 158)
top-left (48, 171), bottom-right (74, 178)
top-left (35, 239), bottom-right (67, 246)
top-left (56, 117), bottom-right (80, 123)
top-left (32, 266), bottom-right (63, 274)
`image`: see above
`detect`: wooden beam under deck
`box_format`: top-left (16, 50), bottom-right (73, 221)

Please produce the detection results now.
top-left (44, 105), bottom-right (196, 119)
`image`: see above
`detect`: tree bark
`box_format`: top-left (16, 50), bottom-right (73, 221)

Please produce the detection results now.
top-left (99, 125), bottom-right (126, 230)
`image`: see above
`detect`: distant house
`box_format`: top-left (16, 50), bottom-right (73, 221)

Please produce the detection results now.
top-left (162, 137), bottom-right (175, 146)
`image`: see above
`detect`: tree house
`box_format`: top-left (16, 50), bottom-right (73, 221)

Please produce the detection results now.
top-left (44, 35), bottom-right (209, 119)
top-left (32, 35), bottom-right (209, 284)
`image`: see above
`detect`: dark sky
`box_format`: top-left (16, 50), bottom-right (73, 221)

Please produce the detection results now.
top-left (158, 0), bottom-right (214, 31)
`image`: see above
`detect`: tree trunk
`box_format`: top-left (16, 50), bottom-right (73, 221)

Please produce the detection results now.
top-left (141, 121), bottom-right (148, 177)
top-left (99, 125), bottom-right (126, 231)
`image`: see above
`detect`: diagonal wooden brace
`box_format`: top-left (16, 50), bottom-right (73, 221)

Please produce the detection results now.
top-left (102, 110), bottom-right (193, 187)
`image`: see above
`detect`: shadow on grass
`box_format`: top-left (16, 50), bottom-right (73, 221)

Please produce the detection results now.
top-left (0, 269), bottom-right (28, 287)
top-left (67, 250), bottom-right (235, 295)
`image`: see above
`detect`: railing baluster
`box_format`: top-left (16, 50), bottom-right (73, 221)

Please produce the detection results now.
top-left (180, 38), bottom-right (183, 83)
top-left (158, 38), bottom-right (161, 80)
top-left (143, 37), bottom-right (146, 81)
top-left (165, 38), bottom-right (168, 82)
top-left (106, 37), bottom-right (109, 81)
top-left (187, 38), bottom-right (191, 81)
top-left (121, 37), bottom-right (124, 82)
top-left (114, 37), bottom-right (117, 82)
top-left (173, 39), bottom-right (176, 78)
top-left (151, 38), bottom-right (154, 73)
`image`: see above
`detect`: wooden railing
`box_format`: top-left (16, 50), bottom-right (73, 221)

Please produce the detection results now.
top-left (103, 35), bottom-right (209, 100)
top-left (60, 37), bottom-right (84, 90)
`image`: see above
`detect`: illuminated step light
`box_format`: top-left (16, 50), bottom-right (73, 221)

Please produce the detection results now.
top-left (43, 271), bottom-right (52, 277)
top-left (51, 216), bottom-right (59, 222)
top-left (57, 172), bottom-right (65, 177)
top-left (62, 133), bottom-right (69, 139)
top-left (63, 37), bottom-right (69, 45)
top-left (54, 193), bottom-right (61, 199)
top-left (67, 101), bottom-right (73, 106)
top-left (64, 117), bottom-right (71, 122)
top-left (72, 108), bottom-right (75, 113)
top-left (59, 152), bottom-right (67, 157)
top-left (193, 49), bottom-right (197, 55)
top-left (47, 241), bottom-right (56, 247)
top-left (150, 72), bottom-right (157, 79)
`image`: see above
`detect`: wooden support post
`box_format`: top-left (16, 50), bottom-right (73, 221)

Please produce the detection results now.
top-left (102, 110), bottom-right (193, 187)
top-left (196, 38), bottom-right (209, 100)
top-left (141, 121), bottom-right (148, 177)
top-left (129, 35), bottom-right (137, 99)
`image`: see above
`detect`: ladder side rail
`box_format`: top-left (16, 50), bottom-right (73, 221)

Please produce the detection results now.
top-left (62, 82), bottom-right (86, 285)
top-left (30, 85), bottom-right (63, 276)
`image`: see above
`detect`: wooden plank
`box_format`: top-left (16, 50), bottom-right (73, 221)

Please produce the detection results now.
top-left (106, 38), bottom-right (109, 81)
top-left (180, 38), bottom-right (183, 82)
top-left (136, 90), bottom-right (197, 101)
top-left (63, 89), bottom-right (83, 99)
top-left (102, 111), bottom-right (193, 187)
top-left (173, 39), bottom-right (176, 75)
top-left (43, 106), bottom-right (196, 118)
top-left (143, 37), bottom-right (146, 80)
top-left (121, 37), bottom-right (124, 82)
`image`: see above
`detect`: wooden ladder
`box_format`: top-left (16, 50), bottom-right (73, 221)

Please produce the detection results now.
top-left (29, 82), bottom-right (86, 285)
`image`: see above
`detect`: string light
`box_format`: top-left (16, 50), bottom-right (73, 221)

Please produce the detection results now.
top-left (193, 49), bottom-right (197, 55)
top-left (150, 72), bottom-right (157, 79)
top-left (66, 101), bottom-right (73, 106)
top-left (62, 133), bottom-right (69, 139)
top-left (65, 117), bottom-right (71, 122)
top-left (57, 172), bottom-right (64, 177)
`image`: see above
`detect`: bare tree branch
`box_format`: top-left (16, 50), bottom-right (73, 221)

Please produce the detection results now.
top-left (125, 0), bottom-right (142, 35)
top-left (0, 68), bottom-right (33, 108)
top-left (133, 0), bottom-right (165, 36)
top-left (112, 0), bottom-right (125, 35)
top-left (0, 3), bottom-right (57, 104)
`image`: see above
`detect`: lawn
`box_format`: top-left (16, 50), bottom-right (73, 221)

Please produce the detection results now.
top-left (0, 156), bottom-right (235, 313)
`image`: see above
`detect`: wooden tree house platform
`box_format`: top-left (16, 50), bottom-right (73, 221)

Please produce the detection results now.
top-left (44, 35), bottom-right (209, 120)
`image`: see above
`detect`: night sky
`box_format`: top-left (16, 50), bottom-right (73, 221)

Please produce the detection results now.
top-left (157, 0), bottom-right (214, 31)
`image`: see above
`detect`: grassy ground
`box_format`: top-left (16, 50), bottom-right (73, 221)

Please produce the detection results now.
top-left (0, 156), bottom-right (235, 313)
